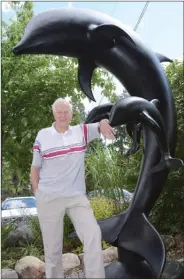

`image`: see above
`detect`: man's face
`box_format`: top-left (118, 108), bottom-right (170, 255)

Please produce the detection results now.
top-left (53, 102), bottom-right (72, 127)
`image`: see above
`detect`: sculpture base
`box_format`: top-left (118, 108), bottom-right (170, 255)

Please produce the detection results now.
top-left (105, 260), bottom-right (155, 279)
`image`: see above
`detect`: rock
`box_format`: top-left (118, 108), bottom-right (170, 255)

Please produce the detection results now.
top-left (64, 267), bottom-right (85, 278)
top-left (1, 268), bottom-right (18, 279)
top-left (162, 260), bottom-right (184, 279)
top-left (175, 233), bottom-right (184, 248)
top-left (62, 253), bottom-right (81, 271)
top-left (77, 247), bottom-right (118, 266)
top-left (102, 247), bottom-right (118, 263)
top-left (162, 235), bottom-right (176, 250)
top-left (6, 223), bottom-right (32, 247)
top-left (78, 253), bottom-right (84, 265)
top-left (177, 258), bottom-right (184, 265)
top-left (15, 256), bottom-right (45, 279)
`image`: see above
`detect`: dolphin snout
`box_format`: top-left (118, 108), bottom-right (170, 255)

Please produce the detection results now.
top-left (12, 45), bottom-right (21, 55)
top-left (12, 39), bottom-right (27, 55)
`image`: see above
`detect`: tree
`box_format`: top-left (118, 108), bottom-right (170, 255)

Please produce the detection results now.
top-left (150, 59), bottom-right (184, 233)
top-left (2, 2), bottom-right (116, 193)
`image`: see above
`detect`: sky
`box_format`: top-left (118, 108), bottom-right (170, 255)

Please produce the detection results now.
top-left (2, 1), bottom-right (183, 112)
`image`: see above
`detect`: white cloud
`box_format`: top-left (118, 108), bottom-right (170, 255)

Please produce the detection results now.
top-left (2, 2), bottom-right (12, 13)
top-left (67, 2), bottom-right (73, 8)
top-left (2, 1), bottom-right (25, 13)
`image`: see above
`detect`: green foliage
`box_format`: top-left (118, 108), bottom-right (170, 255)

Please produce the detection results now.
top-left (90, 196), bottom-right (118, 219)
top-left (85, 141), bottom-right (141, 194)
top-left (1, 223), bottom-right (17, 250)
top-left (150, 168), bottom-right (184, 234)
top-left (85, 143), bottom-right (125, 191)
top-left (112, 125), bottom-right (132, 155)
top-left (165, 60), bottom-right (184, 138)
top-left (150, 60), bottom-right (184, 234)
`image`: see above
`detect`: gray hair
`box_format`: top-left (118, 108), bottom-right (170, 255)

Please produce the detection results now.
top-left (52, 98), bottom-right (73, 113)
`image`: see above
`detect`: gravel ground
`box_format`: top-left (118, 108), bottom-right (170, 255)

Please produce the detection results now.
top-left (64, 263), bottom-right (111, 278)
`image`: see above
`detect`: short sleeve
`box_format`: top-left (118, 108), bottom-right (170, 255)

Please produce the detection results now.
top-left (83, 123), bottom-right (100, 144)
top-left (31, 132), bottom-right (42, 168)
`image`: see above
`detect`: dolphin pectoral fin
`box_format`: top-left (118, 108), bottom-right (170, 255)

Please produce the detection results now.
top-left (125, 123), bottom-right (141, 157)
top-left (78, 57), bottom-right (97, 101)
top-left (140, 110), bottom-right (168, 152)
top-left (165, 157), bottom-right (184, 168)
top-left (151, 157), bottom-right (184, 174)
top-left (140, 111), bottom-right (184, 172)
top-left (118, 212), bottom-right (165, 278)
top-left (155, 52), bottom-right (173, 63)
top-left (90, 24), bottom-right (136, 46)
top-left (150, 99), bottom-right (160, 109)
top-left (125, 144), bottom-right (140, 157)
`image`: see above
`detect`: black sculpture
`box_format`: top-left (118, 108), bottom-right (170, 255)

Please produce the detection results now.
top-left (13, 7), bottom-right (184, 279)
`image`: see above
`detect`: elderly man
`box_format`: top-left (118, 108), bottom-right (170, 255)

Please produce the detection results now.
top-left (30, 98), bottom-right (115, 279)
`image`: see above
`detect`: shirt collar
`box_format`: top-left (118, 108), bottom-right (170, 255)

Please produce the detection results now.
top-left (51, 122), bottom-right (72, 135)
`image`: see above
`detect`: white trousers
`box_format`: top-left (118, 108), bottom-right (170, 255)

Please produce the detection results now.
top-left (35, 189), bottom-right (105, 279)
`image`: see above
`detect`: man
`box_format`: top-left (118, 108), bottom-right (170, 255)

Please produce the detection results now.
top-left (30, 98), bottom-right (115, 279)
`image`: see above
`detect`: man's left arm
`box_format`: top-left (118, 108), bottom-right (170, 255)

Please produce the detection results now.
top-left (84, 120), bottom-right (115, 143)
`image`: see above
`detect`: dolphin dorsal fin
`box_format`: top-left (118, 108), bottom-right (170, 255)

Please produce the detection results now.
top-left (89, 24), bottom-right (136, 46)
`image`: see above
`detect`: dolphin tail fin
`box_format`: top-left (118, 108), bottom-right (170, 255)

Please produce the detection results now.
top-left (69, 212), bottom-right (127, 244)
top-left (118, 212), bottom-right (166, 278)
top-left (155, 52), bottom-right (173, 63)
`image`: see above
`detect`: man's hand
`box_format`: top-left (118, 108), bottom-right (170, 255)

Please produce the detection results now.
top-left (99, 119), bottom-right (116, 140)
top-left (30, 166), bottom-right (40, 196)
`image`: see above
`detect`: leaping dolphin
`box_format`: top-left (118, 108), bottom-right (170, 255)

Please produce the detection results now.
top-left (13, 7), bottom-right (183, 279)
top-left (13, 7), bottom-right (172, 102)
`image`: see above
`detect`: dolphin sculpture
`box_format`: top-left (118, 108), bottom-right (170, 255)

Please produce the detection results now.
top-left (13, 7), bottom-right (184, 279)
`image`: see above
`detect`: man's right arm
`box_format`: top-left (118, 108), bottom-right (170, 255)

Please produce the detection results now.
top-left (30, 166), bottom-right (40, 195)
top-left (30, 132), bottom-right (42, 195)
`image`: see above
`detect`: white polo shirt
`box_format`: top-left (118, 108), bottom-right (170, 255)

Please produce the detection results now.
top-left (32, 122), bottom-right (100, 197)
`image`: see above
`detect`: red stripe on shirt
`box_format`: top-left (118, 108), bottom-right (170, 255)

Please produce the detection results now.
top-left (33, 145), bottom-right (40, 151)
top-left (43, 145), bottom-right (86, 158)
top-left (83, 124), bottom-right (88, 145)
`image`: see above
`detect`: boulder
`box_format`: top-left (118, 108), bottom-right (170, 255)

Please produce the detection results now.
top-left (62, 253), bottom-right (81, 271)
top-left (102, 247), bottom-right (118, 263)
top-left (162, 234), bottom-right (176, 250)
top-left (175, 233), bottom-right (184, 248)
top-left (6, 223), bottom-right (32, 247)
top-left (15, 256), bottom-right (45, 279)
top-left (1, 268), bottom-right (18, 279)
top-left (162, 260), bottom-right (184, 279)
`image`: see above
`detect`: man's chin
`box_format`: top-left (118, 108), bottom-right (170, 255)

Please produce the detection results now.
top-left (58, 122), bottom-right (69, 127)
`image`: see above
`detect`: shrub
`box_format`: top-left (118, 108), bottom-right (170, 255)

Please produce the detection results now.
top-left (150, 168), bottom-right (184, 234)
top-left (90, 196), bottom-right (118, 219)
top-left (85, 143), bottom-right (126, 193)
